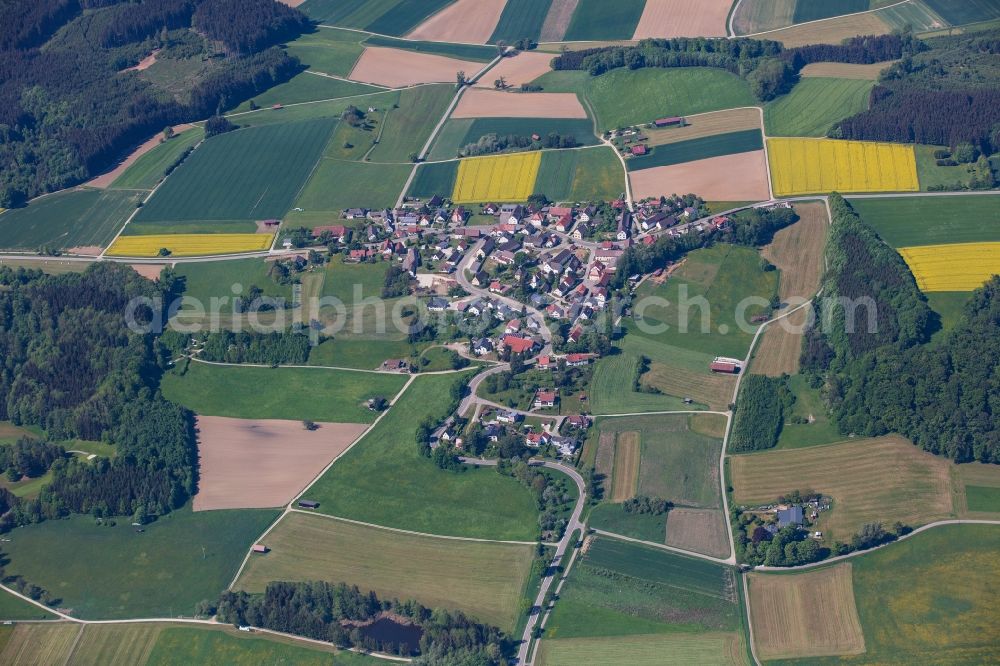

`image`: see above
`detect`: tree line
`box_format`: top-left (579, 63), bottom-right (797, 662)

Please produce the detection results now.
top-left (800, 195), bottom-right (999, 463)
top-left (729, 375), bottom-right (794, 453)
top-left (0, 264), bottom-right (197, 530)
top-left (197, 330), bottom-right (311, 365)
top-left (0, 0), bottom-right (308, 204)
top-left (216, 581), bottom-right (509, 663)
top-left (458, 131), bottom-right (581, 158)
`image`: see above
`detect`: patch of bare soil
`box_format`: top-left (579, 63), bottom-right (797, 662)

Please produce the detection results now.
top-left (407, 0), bottom-right (507, 44)
top-left (452, 89), bottom-right (587, 118)
top-left (633, 0), bottom-right (730, 39)
top-left (630, 150), bottom-right (771, 202)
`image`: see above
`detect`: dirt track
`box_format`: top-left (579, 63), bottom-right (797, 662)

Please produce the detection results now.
top-left (633, 0), bottom-right (730, 38)
top-left (349, 47), bottom-right (483, 88)
top-left (85, 124), bottom-right (194, 189)
top-left (452, 89), bottom-right (588, 118)
top-left (407, 0), bottom-right (507, 44)
top-left (630, 150), bottom-right (771, 201)
top-left (194, 416), bottom-right (367, 511)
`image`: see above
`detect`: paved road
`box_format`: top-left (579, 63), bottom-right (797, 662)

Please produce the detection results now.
top-left (460, 457), bottom-right (586, 665)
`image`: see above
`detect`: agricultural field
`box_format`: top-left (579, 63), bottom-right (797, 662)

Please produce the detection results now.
top-left (627, 129), bottom-right (764, 171)
top-left (235, 512), bottom-right (534, 632)
top-left (798, 61), bottom-right (892, 79)
top-left (0, 188), bottom-right (143, 252)
top-left (751, 306), bottom-right (810, 377)
top-left (106, 233), bottom-right (272, 257)
top-left (763, 78), bottom-right (874, 137)
top-left (489, 0), bottom-right (552, 43)
top-left (878, 0), bottom-right (951, 31)
top-left (348, 47), bottom-right (483, 88)
top-left (408, 160), bottom-right (459, 199)
top-left (732, 0), bottom-right (797, 34)
top-left (300, 373), bottom-right (541, 540)
top-left (562, 0), bottom-right (647, 41)
top-left (644, 108), bottom-right (762, 147)
top-left (111, 127), bottom-right (204, 190)
top-left (194, 416), bottom-right (368, 511)
top-left (730, 436), bottom-right (957, 542)
top-left (0, 587), bottom-right (56, 621)
top-left (430, 117), bottom-right (597, 160)
top-left (535, 147), bottom-right (625, 203)
top-left (792, 0), bottom-right (870, 23)
top-left (665, 507), bottom-right (731, 559)
top-left (956, 463), bottom-right (1000, 515)
top-left (169, 258), bottom-right (293, 318)
top-left (0, 624), bottom-right (81, 665)
top-left (539, 536), bottom-right (745, 665)
top-left (134, 119), bottom-right (335, 225)
top-left (233, 72), bottom-right (382, 112)
top-left (453, 89), bottom-right (588, 119)
top-left (803, 525), bottom-right (1000, 664)
top-left (452, 152), bottom-right (542, 203)
top-left (290, 160), bottom-right (413, 223)
top-left (921, 0), bottom-right (1000, 25)
top-left (588, 501), bottom-right (668, 543)
top-left (747, 563), bottom-right (865, 660)
top-left (768, 138), bottom-right (919, 196)
top-left (632, 0), bottom-right (731, 39)
top-left (366, 84), bottom-right (454, 162)
top-left (630, 150), bottom-right (772, 202)
top-left (590, 350), bottom-right (706, 415)
top-left (364, 35), bottom-right (497, 61)
top-left (161, 362), bottom-right (406, 423)
top-left (407, 0), bottom-right (507, 44)
top-left (610, 430), bottom-right (640, 502)
top-left (0, 507), bottom-right (278, 619)
top-left (753, 11), bottom-right (891, 47)
top-left (60, 624), bottom-right (164, 665)
top-left (284, 29), bottom-right (366, 78)
top-left (899, 242), bottom-right (1000, 292)
top-left (146, 625), bottom-right (380, 666)
top-left (849, 194), bottom-right (1000, 248)
top-left (629, 244), bottom-right (779, 359)
top-left (475, 51), bottom-right (557, 90)
top-left (298, 0), bottom-right (453, 36)
top-left (761, 201), bottom-right (829, 302)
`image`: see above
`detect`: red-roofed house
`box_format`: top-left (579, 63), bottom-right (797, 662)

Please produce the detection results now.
top-left (536, 355), bottom-right (552, 370)
top-left (502, 335), bottom-right (536, 355)
top-left (312, 224), bottom-right (347, 240)
top-left (555, 213), bottom-right (573, 233)
top-left (534, 390), bottom-right (557, 408)
top-left (565, 353), bottom-right (595, 367)
top-left (631, 144), bottom-right (647, 156)
top-left (567, 325), bottom-right (583, 343)
top-left (710, 360), bottom-right (741, 374)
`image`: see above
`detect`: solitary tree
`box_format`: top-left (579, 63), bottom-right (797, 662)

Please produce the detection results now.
top-left (455, 70), bottom-right (466, 88)
top-left (494, 76), bottom-right (507, 90)
top-left (162, 126), bottom-right (174, 141)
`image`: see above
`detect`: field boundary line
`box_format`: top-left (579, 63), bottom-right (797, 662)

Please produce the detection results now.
top-left (303, 69), bottom-right (392, 90)
top-left (592, 529), bottom-right (735, 565)
top-left (740, 0), bottom-right (913, 39)
top-left (594, 410), bottom-right (730, 418)
top-left (286, 508), bottom-right (553, 546)
top-left (741, 573), bottom-right (763, 666)
top-left (755, 519), bottom-right (1000, 572)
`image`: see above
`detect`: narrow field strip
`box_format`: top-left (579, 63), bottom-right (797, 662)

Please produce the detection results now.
top-left (106, 233), bottom-right (273, 257)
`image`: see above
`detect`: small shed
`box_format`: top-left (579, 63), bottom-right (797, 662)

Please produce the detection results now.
top-left (298, 499), bottom-right (320, 509)
top-left (252, 544), bottom-right (270, 554)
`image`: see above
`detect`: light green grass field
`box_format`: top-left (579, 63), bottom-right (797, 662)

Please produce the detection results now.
top-left (775, 374), bottom-right (843, 449)
top-left (146, 625), bottom-right (379, 665)
top-left (236, 512), bottom-right (534, 632)
top-left (588, 502), bottom-right (668, 542)
top-left (783, 525), bottom-right (1000, 665)
top-left (309, 338), bottom-right (422, 369)
top-left (0, 587), bottom-right (57, 621)
top-left (111, 128), bottom-right (204, 190)
top-left (233, 72), bottom-right (383, 112)
top-left (630, 244), bottom-right (778, 359)
top-left (171, 258), bottom-right (294, 317)
top-left (161, 361), bottom-right (406, 423)
top-left (368, 84), bottom-right (454, 163)
top-left (0, 189), bottom-right (143, 251)
top-left (232, 91), bottom-right (397, 128)
top-left (135, 119), bottom-right (335, 225)
top-left (291, 160), bottom-right (413, 222)
top-left (764, 78), bottom-right (874, 137)
top-left (848, 194), bottom-right (1000, 248)
top-left (284, 28), bottom-right (367, 78)
top-left (563, 0), bottom-right (647, 41)
top-left (590, 351), bottom-right (702, 415)
top-left (537, 632), bottom-right (746, 666)
top-left (302, 373), bottom-right (540, 540)
top-left (0, 506), bottom-right (278, 619)
top-left (914, 144), bottom-right (996, 191)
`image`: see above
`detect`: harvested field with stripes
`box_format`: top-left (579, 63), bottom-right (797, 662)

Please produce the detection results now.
top-left (761, 201), bottom-right (829, 301)
top-left (730, 436), bottom-right (955, 542)
top-left (453, 89), bottom-right (588, 119)
top-left (899, 242), bottom-right (1000, 292)
top-left (799, 60), bottom-right (895, 79)
top-left (406, 0), bottom-right (506, 44)
top-left (632, 0), bottom-right (730, 38)
top-left (748, 563), bottom-right (865, 660)
top-left (348, 47), bottom-right (482, 88)
top-left (610, 431), bottom-right (640, 501)
top-left (0, 624), bottom-right (81, 664)
top-left (630, 150), bottom-right (771, 202)
top-left (751, 306), bottom-right (810, 376)
top-left (666, 508), bottom-right (730, 559)
top-left (768, 138), bottom-right (918, 196)
top-left (452, 152), bottom-right (541, 203)
top-left (757, 11), bottom-right (891, 47)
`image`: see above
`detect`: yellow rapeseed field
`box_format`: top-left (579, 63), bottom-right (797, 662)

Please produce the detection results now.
top-left (106, 233), bottom-right (273, 257)
top-left (899, 242), bottom-right (1000, 292)
top-left (768, 138), bottom-right (919, 196)
top-left (452, 152), bottom-right (541, 204)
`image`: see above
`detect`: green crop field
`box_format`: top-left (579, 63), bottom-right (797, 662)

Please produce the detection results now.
top-left (0, 189), bottom-right (142, 251)
top-left (537, 632), bottom-right (747, 666)
top-left (878, 0), bottom-right (949, 32)
top-left (146, 625), bottom-right (379, 665)
top-left (299, 0), bottom-right (453, 36)
top-left (302, 373), bottom-right (540, 540)
top-left (490, 0), bottom-right (553, 43)
top-left (112, 128), bottom-right (204, 190)
top-left (966, 485), bottom-right (1000, 512)
top-left (596, 415), bottom-right (723, 509)
top-left (363, 35), bottom-right (496, 61)
top-left (135, 119), bottom-right (335, 226)
top-left (234, 73), bottom-right (382, 113)
top-left (171, 258), bottom-right (293, 317)
top-left (236, 512), bottom-right (534, 632)
top-left (290, 160), bottom-right (412, 224)
top-left (563, 0), bottom-right (647, 41)
top-left (792, 0), bottom-right (869, 23)
top-left (628, 129), bottom-right (764, 171)
top-left (430, 118), bottom-right (598, 160)
top-left (539, 536), bottom-right (742, 652)
top-left (285, 29), bottom-right (367, 78)
top-left (539, 68), bottom-right (757, 132)
top-left (588, 502), bottom-right (668, 542)
top-left (791, 525), bottom-right (1000, 665)
top-left (630, 244), bottom-right (779, 359)
top-left (0, 506), bottom-right (277, 619)
top-left (161, 361), bottom-right (406, 423)
top-left (408, 160), bottom-right (459, 199)
top-left (764, 78), bottom-right (874, 137)
top-left (921, 0), bottom-right (1000, 25)
top-left (0, 587), bottom-right (57, 620)
top-left (63, 624), bottom-right (164, 665)
top-left (535, 147), bottom-right (624, 203)
top-left (367, 85), bottom-right (455, 163)
top-left (848, 194), bottom-right (1000, 248)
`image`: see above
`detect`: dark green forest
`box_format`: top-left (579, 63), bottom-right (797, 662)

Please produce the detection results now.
top-left (0, 263), bottom-right (195, 528)
top-left (800, 195), bottom-right (999, 463)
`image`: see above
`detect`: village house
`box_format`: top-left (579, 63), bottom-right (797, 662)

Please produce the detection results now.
top-left (473, 337), bottom-right (494, 355)
top-left (502, 335), bottom-right (537, 355)
top-left (427, 297), bottom-right (449, 312)
top-left (572, 223), bottom-right (591, 240)
top-left (555, 213), bottom-right (573, 234)
top-left (533, 390), bottom-right (557, 409)
top-left (312, 224), bottom-right (348, 241)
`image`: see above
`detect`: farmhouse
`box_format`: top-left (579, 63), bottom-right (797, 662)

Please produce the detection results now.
top-left (777, 506), bottom-right (804, 528)
top-left (534, 390), bottom-right (557, 409)
top-left (502, 335), bottom-right (537, 355)
top-left (631, 144), bottom-right (648, 156)
top-left (312, 224), bottom-right (348, 241)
